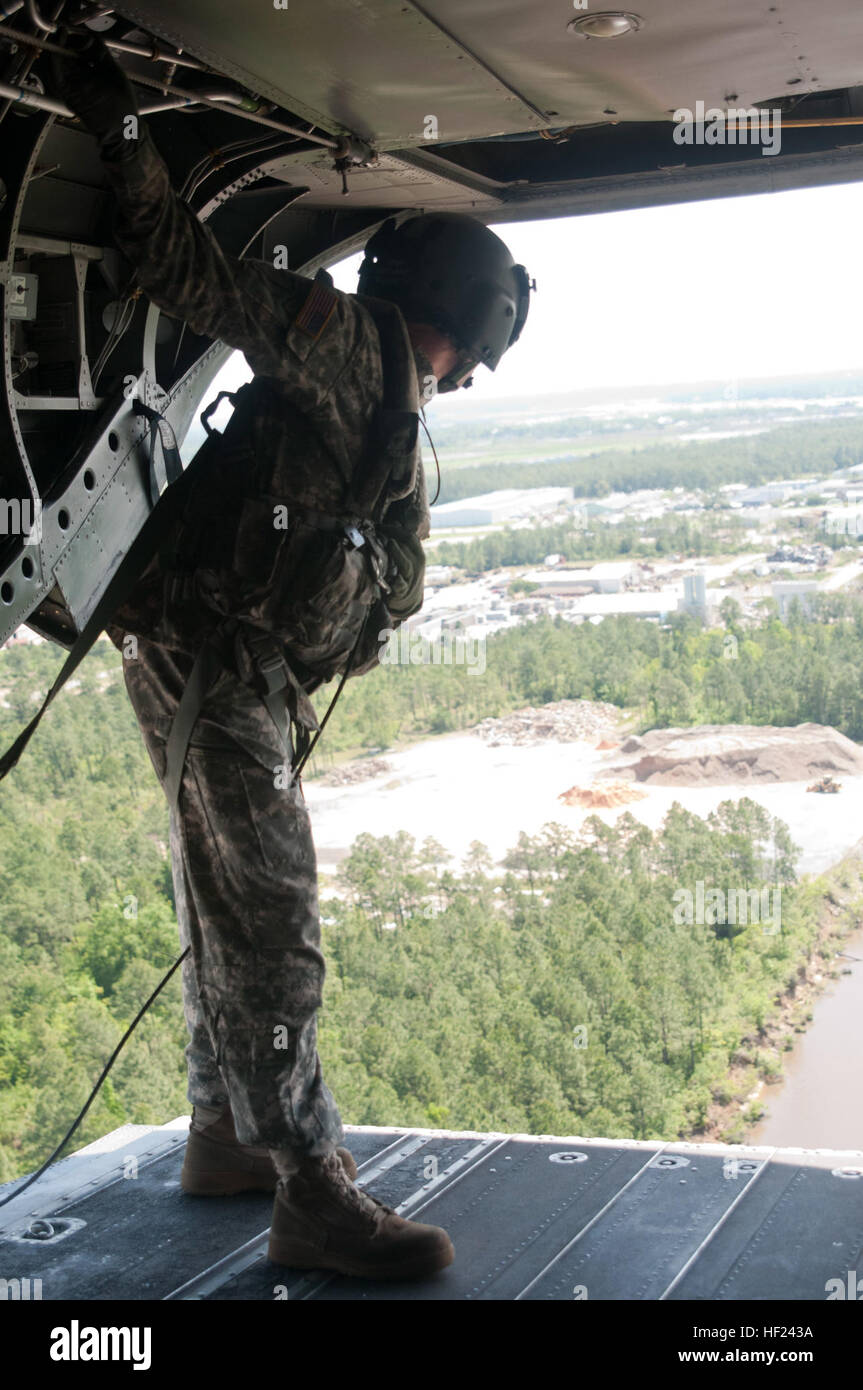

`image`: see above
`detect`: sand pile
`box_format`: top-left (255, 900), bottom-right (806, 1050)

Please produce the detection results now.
top-left (558, 780), bottom-right (648, 809)
top-left (321, 757), bottom-right (391, 787)
top-left (474, 700), bottom-right (620, 746)
top-left (604, 723), bottom-right (863, 787)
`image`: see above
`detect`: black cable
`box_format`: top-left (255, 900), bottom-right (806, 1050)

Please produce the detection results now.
top-left (0, 606), bottom-right (373, 1206)
top-left (0, 945), bottom-right (189, 1211)
top-left (0, 611), bottom-right (362, 1204)
top-left (291, 606), bottom-right (371, 782)
top-left (419, 409), bottom-right (441, 505)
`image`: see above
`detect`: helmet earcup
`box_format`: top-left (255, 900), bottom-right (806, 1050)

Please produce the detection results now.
top-left (358, 213), bottom-right (532, 372)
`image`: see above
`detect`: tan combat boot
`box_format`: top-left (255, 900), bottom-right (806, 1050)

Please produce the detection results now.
top-left (268, 1150), bottom-right (454, 1280)
top-left (181, 1106), bottom-right (357, 1195)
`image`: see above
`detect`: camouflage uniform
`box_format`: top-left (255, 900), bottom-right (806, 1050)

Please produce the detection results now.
top-left (99, 124), bottom-right (429, 1151)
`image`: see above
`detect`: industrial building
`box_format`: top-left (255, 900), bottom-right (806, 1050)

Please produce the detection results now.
top-left (518, 561), bottom-right (635, 596)
top-left (772, 580), bottom-right (819, 619)
top-left (679, 573), bottom-right (708, 619)
top-left (429, 487), bottom-right (573, 529)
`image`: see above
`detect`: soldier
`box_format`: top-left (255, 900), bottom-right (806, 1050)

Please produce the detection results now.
top-left (47, 34), bottom-right (531, 1281)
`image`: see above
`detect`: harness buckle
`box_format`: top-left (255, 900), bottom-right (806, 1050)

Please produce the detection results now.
top-left (247, 640), bottom-right (288, 697)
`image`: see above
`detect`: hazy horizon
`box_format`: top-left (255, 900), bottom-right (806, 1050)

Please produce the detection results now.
top-left (197, 176), bottom-right (863, 440)
top-left (329, 177), bottom-right (863, 413)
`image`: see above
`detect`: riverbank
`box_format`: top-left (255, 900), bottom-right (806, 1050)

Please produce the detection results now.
top-left (306, 713), bottom-right (863, 1147)
top-left (695, 843), bottom-right (863, 1145)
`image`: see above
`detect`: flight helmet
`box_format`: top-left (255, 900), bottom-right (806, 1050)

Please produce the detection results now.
top-left (357, 212), bottom-right (533, 391)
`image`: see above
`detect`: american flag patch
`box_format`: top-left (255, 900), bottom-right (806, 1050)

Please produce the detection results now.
top-left (295, 281), bottom-right (338, 339)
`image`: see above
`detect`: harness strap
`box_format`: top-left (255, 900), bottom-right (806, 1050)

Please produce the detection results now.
top-left (242, 626), bottom-right (294, 760)
top-left (162, 608), bottom-right (373, 807)
top-left (162, 621), bottom-right (324, 811)
top-left (163, 623), bottom-right (234, 811)
top-left (132, 399), bottom-right (182, 506)
top-left (345, 295), bottom-right (420, 518)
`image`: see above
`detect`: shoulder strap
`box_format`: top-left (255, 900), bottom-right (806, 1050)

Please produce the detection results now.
top-left (132, 398), bottom-right (183, 506)
top-left (347, 294), bottom-right (421, 520)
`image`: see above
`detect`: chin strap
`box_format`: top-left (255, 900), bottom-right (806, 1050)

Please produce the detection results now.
top-left (436, 351), bottom-right (479, 393)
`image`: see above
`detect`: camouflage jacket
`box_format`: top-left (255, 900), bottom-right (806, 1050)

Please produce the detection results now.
top-left (100, 125), bottom-right (430, 666)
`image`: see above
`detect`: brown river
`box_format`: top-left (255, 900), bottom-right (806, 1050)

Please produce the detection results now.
top-left (748, 924), bottom-right (863, 1150)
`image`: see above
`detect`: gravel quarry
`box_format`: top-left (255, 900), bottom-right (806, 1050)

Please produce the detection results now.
top-left (605, 723), bottom-right (863, 787)
top-left (305, 704), bottom-right (863, 881)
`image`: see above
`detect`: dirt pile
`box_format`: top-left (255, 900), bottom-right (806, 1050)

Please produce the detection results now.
top-left (604, 723), bottom-right (863, 787)
top-left (558, 780), bottom-right (647, 809)
top-left (321, 757), bottom-right (391, 787)
top-left (474, 700), bottom-right (621, 746)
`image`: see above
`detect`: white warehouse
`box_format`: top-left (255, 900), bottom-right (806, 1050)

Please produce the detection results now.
top-left (429, 487), bottom-right (573, 528)
top-left (586, 561), bottom-right (635, 594)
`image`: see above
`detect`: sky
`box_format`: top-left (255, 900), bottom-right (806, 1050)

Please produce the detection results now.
top-left (203, 177), bottom-right (863, 426)
top-left (329, 179), bottom-right (863, 410)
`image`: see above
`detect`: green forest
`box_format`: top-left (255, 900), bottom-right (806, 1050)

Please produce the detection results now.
top-left (429, 501), bottom-right (853, 575)
top-left (322, 807), bottom-right (836, 1142)
top-left (310, 595), bottom-right (863, 758)
top-left (432, 416), bottom-right (863, 503)
top-left (0, 602), bottom-right (862, 1180)
top-left (431, 511), bottom-right (755, 571)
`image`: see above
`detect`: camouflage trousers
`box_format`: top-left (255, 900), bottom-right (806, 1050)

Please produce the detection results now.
top-left (106, 620), bottom-right (344, 1154)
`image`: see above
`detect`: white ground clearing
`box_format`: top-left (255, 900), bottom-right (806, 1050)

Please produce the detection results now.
top-left (305, 729), bottom-right (860, 879)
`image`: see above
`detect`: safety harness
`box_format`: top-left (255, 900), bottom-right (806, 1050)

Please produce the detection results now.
top-left (0, 276), bottom-right (426, 807)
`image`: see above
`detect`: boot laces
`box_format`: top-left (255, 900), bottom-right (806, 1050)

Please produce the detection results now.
top-left (324, 1152), bottom-right (398, 1225)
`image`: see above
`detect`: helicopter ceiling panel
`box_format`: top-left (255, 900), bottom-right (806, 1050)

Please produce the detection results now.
top-left (114, 0), bottom-right (549, 148)
top-left (114, 0), bottom-right (863, 148)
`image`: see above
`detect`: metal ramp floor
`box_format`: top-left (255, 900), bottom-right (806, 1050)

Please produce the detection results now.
top-left (2, 1119), bottom-right (862, 1301)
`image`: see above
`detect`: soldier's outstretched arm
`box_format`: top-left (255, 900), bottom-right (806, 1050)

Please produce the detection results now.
top-left (46, 35), bottom-right (316, 373)
top-left (102, 125), bottom-right (315, 368)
